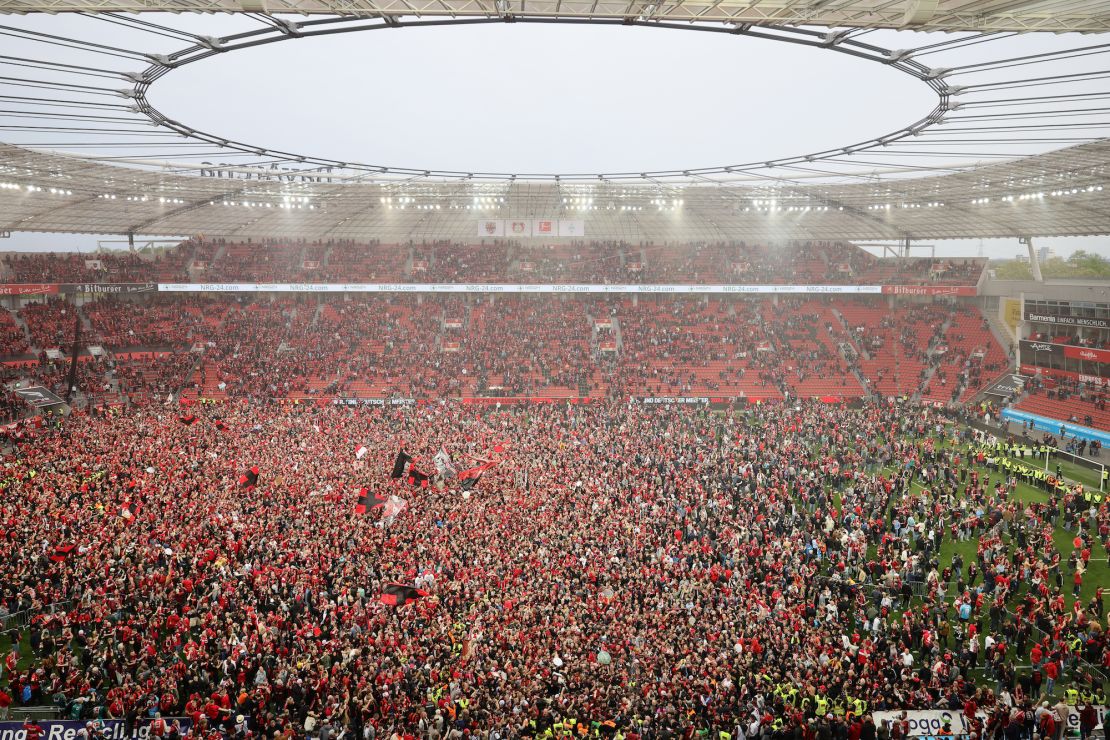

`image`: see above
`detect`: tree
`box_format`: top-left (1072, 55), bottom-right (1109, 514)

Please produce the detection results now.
top-left (991, 251), bottom-right (1110, 279)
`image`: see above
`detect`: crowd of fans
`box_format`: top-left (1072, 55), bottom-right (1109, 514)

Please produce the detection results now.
top-left (0, 294), bottom-right (1013, 420)
top-left (0, 399), bottom-right (1106, 740)
top-left (1, 241), bottom-right (986, 287)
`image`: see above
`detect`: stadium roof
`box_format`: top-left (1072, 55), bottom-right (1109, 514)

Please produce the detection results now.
top-left (1, 1), bottom-right (1110, 240)
top-left (3, 140), bottom-right (1108, 241)
top-left (2, 0), bottom-right (1110, 33)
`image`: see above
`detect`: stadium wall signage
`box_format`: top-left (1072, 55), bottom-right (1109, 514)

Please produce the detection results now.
top-left (154, 283), bottom-right (975, 295)
top-left (878, 285), bottom-right (977, 297)
top-left (640, 397), bottom-right (711, 404)
top-left (0, 283), bottom-right (58, 295)
top-left (0, 717), bottom-right (204, 740)
top-left (1002, 407), bottom-right (1110, 446)
top-left (873, 708), bottom-right (1104, 737)
top-left (1021, 340), bottom-right (1109, 365)
top-left (58, 283), bottom-right (157, 295)
top-left (0, 283), bottom-right (978, 295)
top-left (1023, 310), bottom-right (1110, 329)
top-left (1019, 340), bottom-right (1064, 360)
top-left (1020, 364), bottom-right (1108, 387)
top-left (332, 398), bottom-right (417, 406)
top-left (1063, 344), bottom-right (1110, 364)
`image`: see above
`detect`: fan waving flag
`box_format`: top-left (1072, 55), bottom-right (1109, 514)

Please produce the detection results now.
top-left (390, 450), bottom-right (412, 479)
top-left (433, 448), bottom-right (456, 479)
top-left (238, 465), bottom-right (260, 489)
top-left (49, 544), bottom-right (76, 563)
top-left (380, 583), bottom-right (428, 607)
top-left (178, 414), bottom-right (197, 426)
top-left (458, 460), bottom-right (499, 491)
top-left (380, 495), bottom-right (407, 526)
top-left (354, 487), bottom-right (388, 515)
top-left (406, 468), bottom-right (430, 488)
top-left (355, 445), bottom-right (369, 460)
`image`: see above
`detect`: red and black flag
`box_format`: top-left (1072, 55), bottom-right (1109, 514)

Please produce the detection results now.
top-left (406, 468), bottom-right (430, 488)
top-left (178, 414), bottom-right (197, 425)
top-left (390, 450), bottom-right (412, 479)
top-left (213, 419), bottom-right (228, 432)
top-left (354, 487), bottom-right (388, 515)
top-left (380, 583), bottom-right (428, 607)
top-left (120, 501), bottom-right (139, 521)
top-left (238, 465), bottom-right (260, 490)
top-left (458, 460), bottom-right (499, 491)
top-left (49, 544), bottom-right (76, 563)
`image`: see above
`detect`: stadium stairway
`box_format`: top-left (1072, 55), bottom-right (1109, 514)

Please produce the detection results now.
top-left (10, 310), bottom-right (32, 349)
top-left (913, 315), bottom-right (953, 402)
top-left (984, 303), bottom-right (1017, 360)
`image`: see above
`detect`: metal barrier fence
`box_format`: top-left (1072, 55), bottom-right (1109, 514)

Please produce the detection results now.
top-left (0, 600), bottom-right (73, 631)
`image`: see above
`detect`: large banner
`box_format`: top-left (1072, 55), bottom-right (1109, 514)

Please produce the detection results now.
top-left (0, 283), bottom-right (58, 296)
top-left (1063, 344), bottom-right (1110, 364)
top-left (1020, 364), bottom-right (1109, 388)
top-left (0, 282), bottom-right (979, 296)
top-left (505, 220), bottom-right (531, 237)
top-left (477, 219), bottom-right (505, 237)
top-left (59, 283), bottom-right (157, 295)
top-left (558, 219), bottom-right (584, 237)
top-left (1002, 298), bottom-right (1022, 333)
top-left (1020, 340), bottom-right (1065, 362)
top-left (0, 716), bottom-right (202, 740)
top-left (157, 283), bottom-right (888, 295)
top-left (1024, 309), bottom-right (1110, 329)
top-left (1002, 407), bottom-right (1110, 445)
top-left (874, 707), bottom-right (1105, 737)
top-left (880, 285), bottom-right (977, 297)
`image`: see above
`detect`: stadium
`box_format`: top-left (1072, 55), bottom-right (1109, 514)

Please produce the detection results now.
top-left (1, 1), bottom-right (1110, 739)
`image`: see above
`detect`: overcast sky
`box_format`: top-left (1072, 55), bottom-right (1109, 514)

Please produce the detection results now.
top-left (2, 16), bottom-right (1108, 258)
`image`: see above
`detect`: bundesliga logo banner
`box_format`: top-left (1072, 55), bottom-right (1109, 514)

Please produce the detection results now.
top-left (476, 219), bottom-right (584, 237)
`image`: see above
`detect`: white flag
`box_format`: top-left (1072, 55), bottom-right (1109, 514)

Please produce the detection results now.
top-left (505, 220), bottom-right (531, 237)
top-left (355, 445), bottom-right (368, 460)
top-left (558, 219), bottom-right (585, 237)
top-left (434, 448), bottom-right (456, 478)
top-left (532, 219), bottom-right (556, 237)
top-left (477, 219), bottom-right (504, 237)
top-left (381, 495), bottom-right (408, 527)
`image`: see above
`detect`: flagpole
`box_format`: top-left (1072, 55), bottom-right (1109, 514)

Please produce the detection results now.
top-left (64, 307), bottom-right (81, 405)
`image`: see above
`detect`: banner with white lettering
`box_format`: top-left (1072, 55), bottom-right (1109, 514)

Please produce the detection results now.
top-left (873, 708), bottom-right (1104, 737)
top-left (157, 283), bottom-right (888, 295)
top-left (0, 716), bottom-right (210, 740)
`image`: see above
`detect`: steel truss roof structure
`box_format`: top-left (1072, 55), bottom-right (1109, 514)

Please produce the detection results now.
top-left (0, 2), bottom-right (1109, 240)
top-left (2, 140), bottom-right (1108, 241)
top-left (2, 0), bottom-right (1110, 33)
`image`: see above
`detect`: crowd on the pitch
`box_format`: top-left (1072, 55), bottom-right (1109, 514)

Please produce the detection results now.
top-left (0, 399), bottom-right (1107, 740)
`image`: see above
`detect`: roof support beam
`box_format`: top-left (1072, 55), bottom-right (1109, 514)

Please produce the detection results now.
top-left (902, 0), bottom-right (939, 27)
